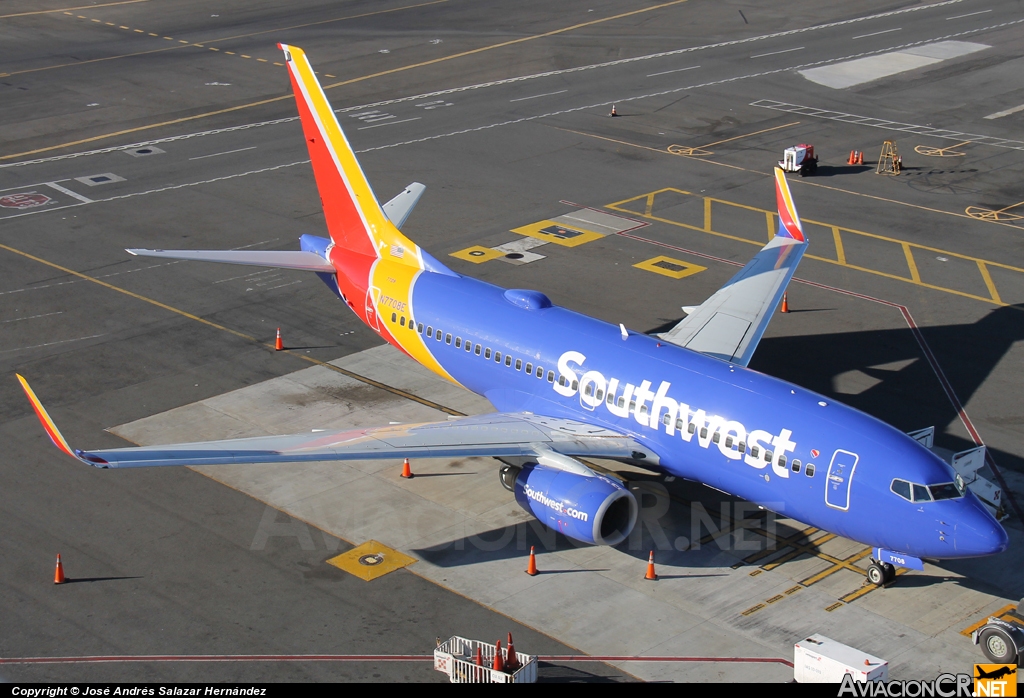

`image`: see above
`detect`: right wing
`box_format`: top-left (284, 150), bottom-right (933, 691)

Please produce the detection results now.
top-left (18, 375), bottom-right (653, 476)
top-left (656, 168), bottom-right (808, 366)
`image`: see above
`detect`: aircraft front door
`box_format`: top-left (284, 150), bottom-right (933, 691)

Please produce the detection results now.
top-left (825, 449), bottom-right (858, 511)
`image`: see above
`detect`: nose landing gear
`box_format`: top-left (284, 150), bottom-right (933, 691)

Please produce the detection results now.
top-left (866, 561), bottom-right (896, 586)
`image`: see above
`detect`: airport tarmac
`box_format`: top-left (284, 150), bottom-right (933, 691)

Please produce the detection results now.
top-left (3, 0), bottom-right (1024, 683)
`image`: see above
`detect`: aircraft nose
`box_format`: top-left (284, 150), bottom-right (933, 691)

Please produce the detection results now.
top-left (954, 500), bottom-right (1009, 556)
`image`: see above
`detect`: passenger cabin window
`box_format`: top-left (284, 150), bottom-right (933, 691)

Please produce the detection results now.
top-left (547, 370), bottom-right (554, 382)
top-left (474, 344), bottom-right (482, 355)
top-left (436, 329), bottom-right (442, 340)
top-left (505, 355), bottom-right (512, 367)
top-left (749, 446), bottom-right (759, 458)
top-left (596, 389), bottom-right (604, 401)
top-left (571, 380), bottom-right (578, 391)
top-left (445, 334), bottom-right (452, 344)
top-left (515, 359), bottom-right (522, 371)
top-left (688, 423), bottom-right (697, 435)
top-left (585, 384), bottom-right (594, 397)
top-left (455, 337), bottom-right (461, 348)
top-left (912, 484), bottom-right (932, 502)
top-left (495, 351), bottom-right (502, 363)
top-left (891, 479), bottom-right (912, 501)
top-left (391, 312), bottom-right (397, 323)
top-left (724, 436), bottom-right (734, 448)
top-left (791, 459), bottom-right (801, 474)
top-left (778, 455), bottom-right (787, 469)
top-left (400, 317), bottom-right (406, 327)
top-left (711, 431), bottom-right (719, 444)
top-left (417, 323), bottom-right (424, 333)
top-left (485, 348), bottom-right (492, 359)
top-left (465, 341), bottom-right (471, 352)
top-left (426, 326), bottom-right (433, 336)
top-left (738, 442), bottom-right (746, 454)
top-left (805, 463), bottom-right (815, 477)
top-left (536, 366), bottom-right (544, 379)
top-left (764, 450), bottom-right (773, 463)
top-left (525, 362), bottom-right (533, 374)
top-left (558, 376), bottom-right (567, 386)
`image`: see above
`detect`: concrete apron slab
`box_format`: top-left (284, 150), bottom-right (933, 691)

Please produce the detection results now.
top-left (110, 345), bottom-right (1009, 681)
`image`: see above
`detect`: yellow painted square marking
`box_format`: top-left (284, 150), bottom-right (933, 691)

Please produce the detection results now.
top-left (179, 40), bottom-right (189, 43)
top-left (825, 602), bottom-right (843, 612)
top-left (327, 540), bottom-right (416, 581)
top-left (133, 28), bottom-right (143, 33)
top-left (241, 54), bottom-right (251, 58)
top-left (149, 32), bottom-right (158, 36)
top-left (225, 51), bottom-right (235, 55)
top-left (511, 220), bottom-right (602, 247)
top-left (450, 246), bottom-right (505, 263)
top-left (209, 47), bottom-right (219, 51)
top-left (91, 18), bottom-right (100, 22)
top-left (274, 62), bottom-right (284, 66)
top-left (634, 256), bottom-right (707, 279)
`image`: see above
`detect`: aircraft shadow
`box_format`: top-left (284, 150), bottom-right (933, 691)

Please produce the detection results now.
top-left (62, 576), bottom-right (143, 584)
top-left (649, 303), bottom-right (1024, 472)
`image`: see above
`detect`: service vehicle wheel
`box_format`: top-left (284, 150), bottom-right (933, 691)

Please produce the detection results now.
top-left (499, 464), bottom-right (521, 492)
top-left (866, 563), bottom-right (886, 586)
top-left (980, 627), bottom-right (1017, 663)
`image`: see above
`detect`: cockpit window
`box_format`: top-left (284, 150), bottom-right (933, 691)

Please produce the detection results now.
top-left (912, 483), bottom-right (932, 502)
top-left (891, 479), bottom-right (911, 501)
top-left (929, 482), bottom-right (963, 501)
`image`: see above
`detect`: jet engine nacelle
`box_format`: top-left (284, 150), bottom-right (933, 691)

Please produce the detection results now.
top-left (514, 463), bottom-right (638, 546)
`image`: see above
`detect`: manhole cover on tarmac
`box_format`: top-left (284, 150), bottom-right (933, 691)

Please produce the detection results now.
top-left (328, 540), bottom-right (417, 581)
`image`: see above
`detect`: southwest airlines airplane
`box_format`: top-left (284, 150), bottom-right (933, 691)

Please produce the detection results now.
top-left (19, 45), bottom-right (1008, 585)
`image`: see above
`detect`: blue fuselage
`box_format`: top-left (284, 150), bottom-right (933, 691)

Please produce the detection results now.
top-left (396, 270), bottom-right (1007, 560)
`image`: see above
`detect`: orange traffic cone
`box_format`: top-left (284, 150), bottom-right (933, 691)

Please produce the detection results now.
top-left (473, 646), bottom-right (483, 666)
top-left (780, 292), bottom-right (790, 313)
top-left (857, 150), bottom-right (864, 165)
top-left (526, 546), bottom-right (538, 576)
top-left (505, 633), bottom-right (520, 672)
top-left (401, 457), bottom-right (413, 479)
top-left (644, 550), bottom-right (658, 581)
top-left (275, 327), bottom-right (283, 351)
top-left (610, 104), bottom-right (617, 117)
top-left (847, 150), bottom-right (855, 165)
top-left (492, 639), bottom-right (505, 672)
top-left (54, 554), bottom-right (66, 584)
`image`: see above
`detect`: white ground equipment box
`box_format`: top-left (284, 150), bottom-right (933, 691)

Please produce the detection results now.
top-left (434, 636), bottom-right (538, 683)
top-left (794, 634), bottom-right (888, 683)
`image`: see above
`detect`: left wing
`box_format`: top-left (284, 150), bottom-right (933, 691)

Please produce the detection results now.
top-left (18, 375), bottom-right (653, 473)
top-left (656, 168), bottom-right (808, 366)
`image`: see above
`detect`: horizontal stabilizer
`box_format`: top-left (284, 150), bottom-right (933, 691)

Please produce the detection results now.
top-left (382, 182), bottom-right (426, 229)
top-left (126, 249), bottom-right (335, 272)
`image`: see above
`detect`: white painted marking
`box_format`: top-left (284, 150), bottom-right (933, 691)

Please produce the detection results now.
top-left (752, 98), bottom-right (1024, 151)
top-left (751, 47), bottom-right (804, 59)
top-left (0, 333), bottom-right (105, 354)
top-left (852, 28), bottom-right (901, 39)
top-left (357, 117), bottom-right (421, 130)
top-left (646, 65), bottom-right (700, 78)
top-left (0, 311), bottom-right (63, 323)
top-left (263, 280), bottom-right (302, 291)
top-left (0, 179), bottom-right (71, 193)
top-left (984, 104), bottom-right (1024, 120)
top-left (188, 146), bottom-right (257, 160)
top-left (947, 9), bottom-right (991, 19)
top-left (214, 269), bottom-right (275, 284)
top-left (509, 89), bottom-right (568, 102)
top-left (45, 181), bottom-right (93, 203)
top-left (1, 1), bottom-right (966, 170)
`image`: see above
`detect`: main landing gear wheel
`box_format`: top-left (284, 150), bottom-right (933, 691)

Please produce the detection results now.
top-left (499, 464), bottom-right (521, 492)
top-left (866, 563), bottom-right (886, 586)
top-left (979, 627), bottom-right (1017, 663)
